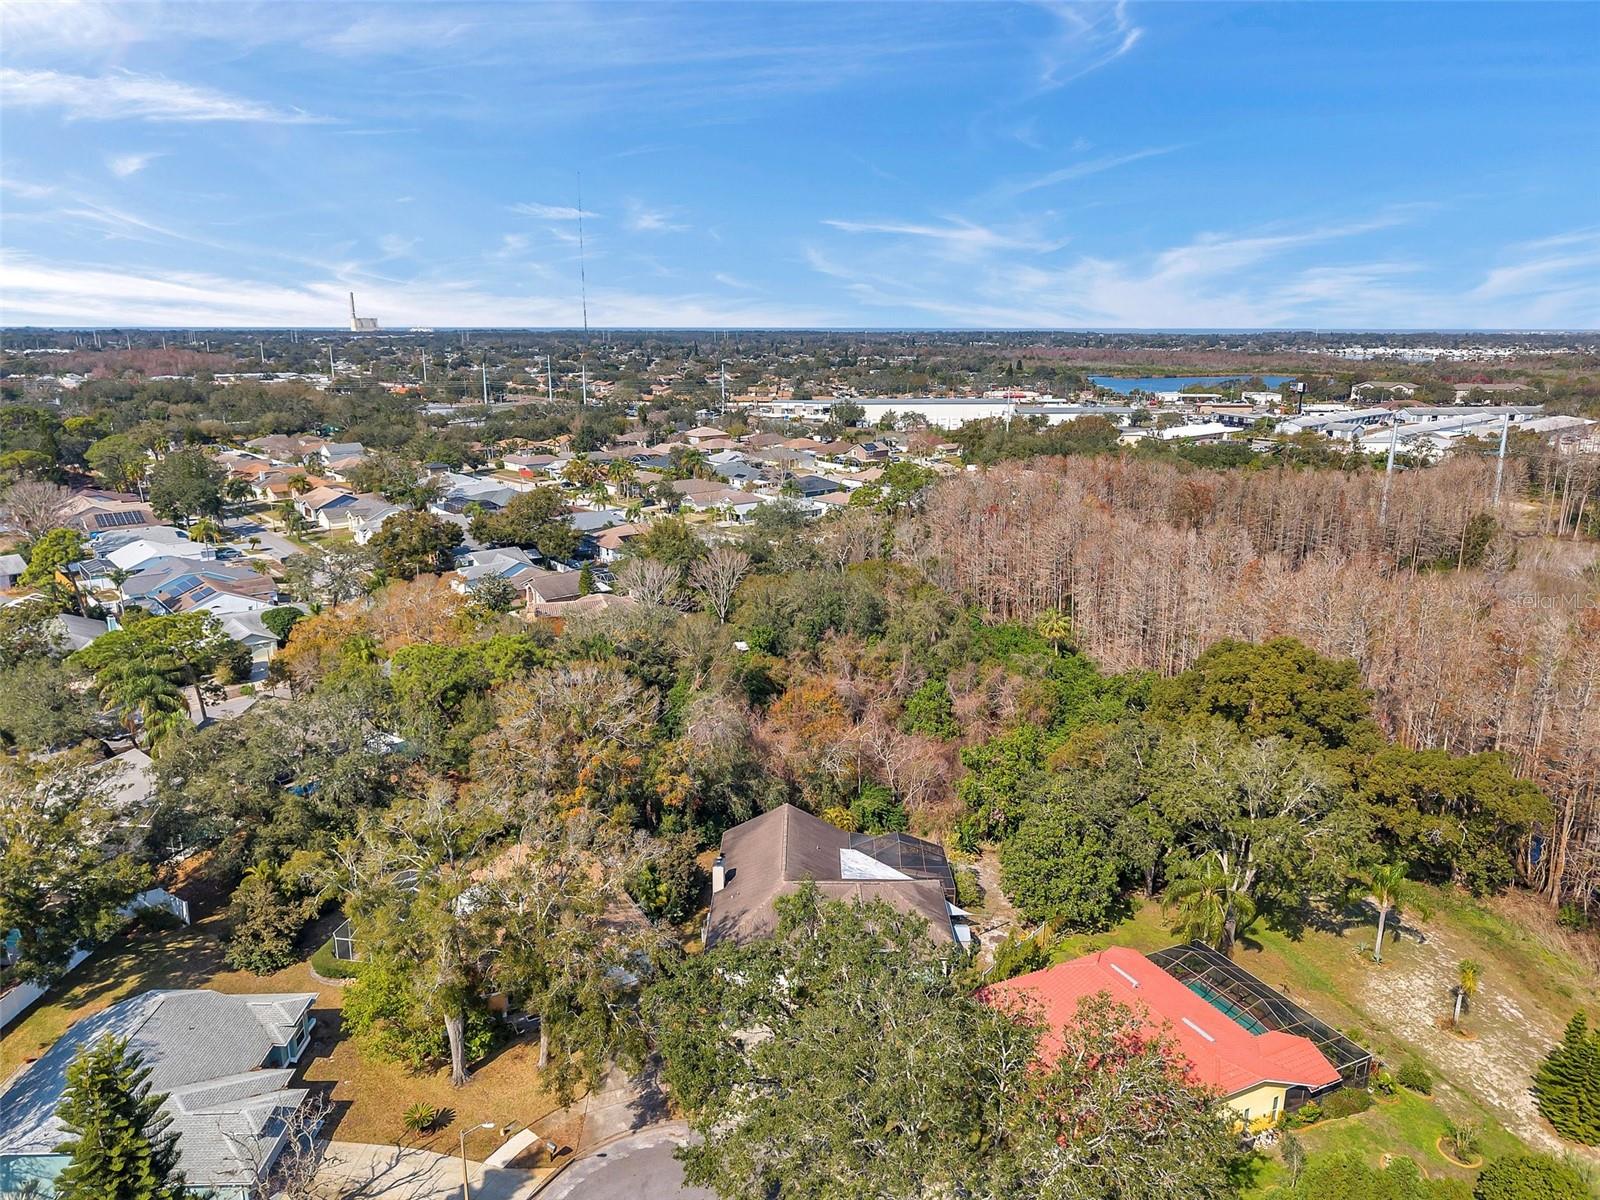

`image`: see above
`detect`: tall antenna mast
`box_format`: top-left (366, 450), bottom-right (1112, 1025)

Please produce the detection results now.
top-left (1492, 411), bottom-right (1510, 506)
top-left (577, 173), bottom-right (590, 407)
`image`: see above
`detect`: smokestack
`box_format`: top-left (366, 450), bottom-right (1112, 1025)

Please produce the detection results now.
top-left (711, 854), bottom-right (726, 894)
top-left (349, 292), bottom-right (357, 323)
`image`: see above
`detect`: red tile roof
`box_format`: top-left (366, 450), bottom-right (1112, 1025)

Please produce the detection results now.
top-left (982, 947), bottom-right (1340, 1097)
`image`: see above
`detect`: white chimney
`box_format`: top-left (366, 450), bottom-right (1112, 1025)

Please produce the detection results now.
top-left (711, 854), bottom-right (726, 894)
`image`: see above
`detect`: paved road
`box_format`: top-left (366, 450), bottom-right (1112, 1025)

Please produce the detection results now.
top-left (541, 1124), bottom-right (714, 1200)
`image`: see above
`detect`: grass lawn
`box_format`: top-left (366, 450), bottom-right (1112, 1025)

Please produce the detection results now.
top-left (1242, 1089), bottom-right (1525, 1197)
top-left (1, 911), bottom-right (566, 1153)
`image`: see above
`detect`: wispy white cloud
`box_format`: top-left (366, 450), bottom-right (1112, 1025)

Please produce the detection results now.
top-left (0, 68), bottom-right (324, 123)
top-left (808, 206), bottom-right (1594, 328)
top-left (106, 152), bottom-right (160, 178)
top-left (1034, 0), bottom-right (1144, 89)
top-left (0, 177), bottom-right (58, 200)
top-left (626, 202), bottom-right (688, 233)
top-left (1005, 144), bottom-right (1181, 195)
top-left (0, 250), bottom-right (827, 328)
top-left (510, 202), bottom-right (598, 221)
top-left (822, 217), bottom-right (1064, 256)
top-left (377, 233), bottom-right (419, 259)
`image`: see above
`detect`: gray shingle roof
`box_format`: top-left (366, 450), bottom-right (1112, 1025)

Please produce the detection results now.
top-left (0, 989), bottom-right (316, 1189)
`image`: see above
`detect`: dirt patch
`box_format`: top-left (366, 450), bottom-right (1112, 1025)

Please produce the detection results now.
top-left (1360, 916), bottom-right (1589, 1158)
top-left (968, 848), bottom-right (1022, 965)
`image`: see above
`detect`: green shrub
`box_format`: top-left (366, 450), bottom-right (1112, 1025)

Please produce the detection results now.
top-left (1473, 1154), bottom-right (1590, 1200)
top-left (1396, 1058), bottom-right (1433, 1094)
top-left (343, 966), bottom-right (496, 1072)
top-left (1557, 904), bottom-right (1589, 932)
top-left (900, 678), bottom-right (958, 739)
top-left (403, 1102), bottom-right (440, 1134)
top-left (1442, 1118), bottom-right (1481, 1162)
top-left (1318, 1088), bottom-right (1374, 1119)
top-left (1285, 1100), bottom-right (1321, 1128)
top-left (310, 937), bottom-right (365, 981)
top-left (952, 864), bottom-right (982, 909)
top-left (628, 833), bottom-right (706, 924)
top-left (849, 783), bottom-right (908, 834)
top-left (985, 930), bottom-right (1052, 983)
top-left (131, 904), bottom-right (183, 933)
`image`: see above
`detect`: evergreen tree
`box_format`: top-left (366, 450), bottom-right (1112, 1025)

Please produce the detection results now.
top-left (1533, 1012), bottom-right (1600, 1144)
top-left (54, 1036), bottom-right (185, 1200)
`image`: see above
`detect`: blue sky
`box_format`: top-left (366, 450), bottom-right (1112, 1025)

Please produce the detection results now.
top-left (1, 1), bottom-right (1596, 329)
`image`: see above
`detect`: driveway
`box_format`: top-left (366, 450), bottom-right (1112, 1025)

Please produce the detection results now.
top-left (540, 1124), bottom-right (714, 1200)
top-left (316, 1141), bottom-right (548, 1200)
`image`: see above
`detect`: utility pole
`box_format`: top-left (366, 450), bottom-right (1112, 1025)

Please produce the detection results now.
top-left (1492, 411), bottom-right (1510, 506)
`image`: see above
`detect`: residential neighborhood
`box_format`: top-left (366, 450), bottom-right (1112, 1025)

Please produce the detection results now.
top-left (1, 0), bottom-right (1598, 1196)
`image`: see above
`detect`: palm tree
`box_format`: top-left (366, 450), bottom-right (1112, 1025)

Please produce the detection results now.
top-left (1035, 609), bottom-right (1074, 657)
top-left (96, 659), bottom-right (187, 751)
top-left (1452, 959), bottom-right (1481, 1030)
top-left (189, 517), bottom-right (223, 545)
top-left (607, 458), bottom-right (638, 498)
top-left (1365, 861), bottom-right (1421, 964)
top-left (1165, 853), bottom-right (1256, 955)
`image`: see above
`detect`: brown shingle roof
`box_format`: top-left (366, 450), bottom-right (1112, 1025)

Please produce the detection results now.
top-left (705, 805), bottom-right (954, 947)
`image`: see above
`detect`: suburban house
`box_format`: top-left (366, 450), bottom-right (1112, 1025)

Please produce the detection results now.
top-left (0, 553), bottom-right (25, 590)
top-left (523, 567), bottom-right (586, 605)
top-left (528, 591), bottom-right (636, 625)
top-left (220, 611), bottom-right (286, 666)
top-left (592, 523), bottom-right (646, 564)
top-left (451, 546), bottom-right (542, 594)
top-left (59, 491), bottom-right (158, 536)
top-left (292, 485), bottom-right (357, 526)
top-left (786, 474), bottom-right (842, 499)
top-left (95, 525), bottom-right (213, 572)
top-left (982, 944), bottom-right (1367, 1130)
top-left (704, 804), bottom-right (971, 949)
top-left (245, 433), bottom-right (328, 464)
top-left (45, 613), bottom-right (108, 653)
top-left (121, 558), bottom-right (278, 615)
top-left (682, 425), bottom-right (730, 445)
top-left (430, 472), bottom-right (517, 514)
top-left (0, 989), bottom-right (317, 1197)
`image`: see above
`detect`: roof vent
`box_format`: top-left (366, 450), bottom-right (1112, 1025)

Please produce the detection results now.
top-left (1182, 1017), bottom-right (1215, 1043)
top-left (1108, 962), bottom-right (1140, 989)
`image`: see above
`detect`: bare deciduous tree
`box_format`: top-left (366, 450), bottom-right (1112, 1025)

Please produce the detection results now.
top-left (615, 555), bottom-right (684, 608)
top-left (689, 546), bottom-right (751, 622)
top-left (1, 480), bottom-right (71, 540)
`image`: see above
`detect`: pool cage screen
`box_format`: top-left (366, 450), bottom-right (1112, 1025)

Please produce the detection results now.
top-left (1148, 942), bottom-right (1372, 1087)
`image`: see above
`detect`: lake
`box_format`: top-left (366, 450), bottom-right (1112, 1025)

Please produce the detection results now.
top-left (1089, 374), bottom-right (1297, 394)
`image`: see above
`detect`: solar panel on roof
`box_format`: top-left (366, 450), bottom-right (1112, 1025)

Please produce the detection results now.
top-left (95, 510), bottom-right (145, 528)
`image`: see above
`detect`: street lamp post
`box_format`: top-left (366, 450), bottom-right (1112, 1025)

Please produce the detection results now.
top-left (459, 1121), bottom-right (497, 1200)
